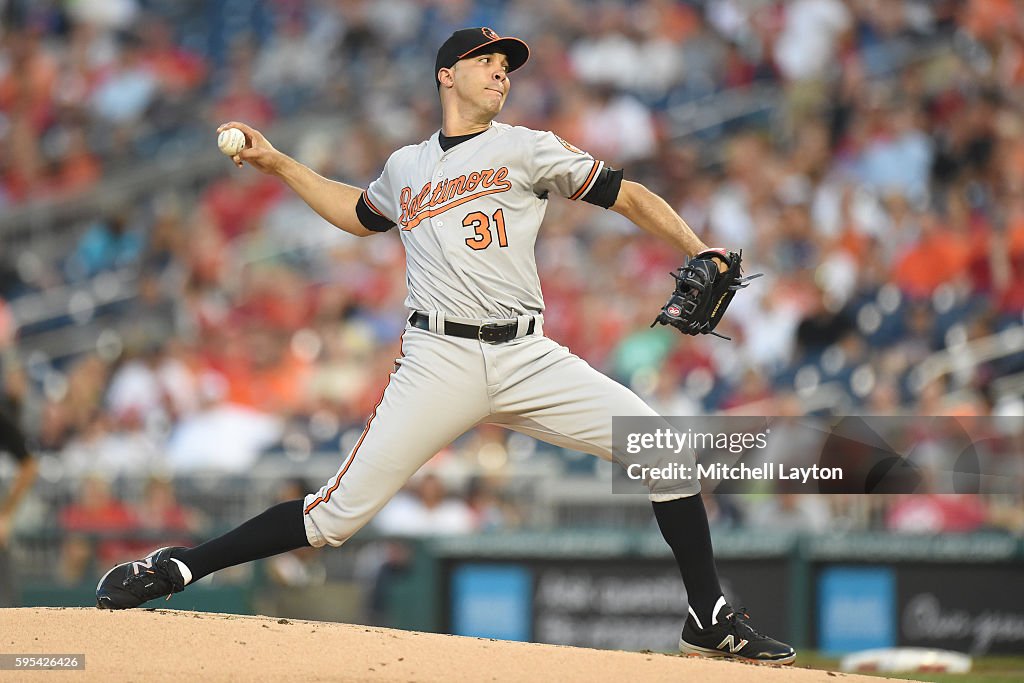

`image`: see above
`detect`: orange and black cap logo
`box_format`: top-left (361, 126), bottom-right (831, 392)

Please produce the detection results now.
top-left (435, 27), bottom-right (531, 87)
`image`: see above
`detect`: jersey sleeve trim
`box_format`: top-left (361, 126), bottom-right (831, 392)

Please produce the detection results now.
top-left (362, 190), bottom-right (387, 218)
top-left (569, 160), bottom-right (604, 200)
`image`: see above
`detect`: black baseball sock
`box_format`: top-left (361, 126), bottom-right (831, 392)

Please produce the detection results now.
top-left (171, 499), bottom-right (311, 584)
top-left (652, 494), bottom-right (724, 628)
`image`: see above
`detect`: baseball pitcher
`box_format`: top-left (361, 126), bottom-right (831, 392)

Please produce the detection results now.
top-left (96, 28), bottom-right (794, 664)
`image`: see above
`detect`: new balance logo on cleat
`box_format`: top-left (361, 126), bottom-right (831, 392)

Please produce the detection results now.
top-left (130, 558), bottom-right (155, 575)
top-left (679, 603), bottom-right (796, 665)
top-left (717, 635), bottom-right (749, 654)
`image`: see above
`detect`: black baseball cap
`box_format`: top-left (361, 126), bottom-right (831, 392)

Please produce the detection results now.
top-left (435, 27), bottom-right (530, 87)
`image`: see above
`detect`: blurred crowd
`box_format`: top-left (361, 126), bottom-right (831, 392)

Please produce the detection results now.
top-left (54, 473), bottom-right (203, 583)
top-left (2, 0), bottom-right (1024, 543)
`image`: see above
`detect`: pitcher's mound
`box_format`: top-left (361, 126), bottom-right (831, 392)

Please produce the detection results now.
top-left (2, 608), bottom-right (881, 682)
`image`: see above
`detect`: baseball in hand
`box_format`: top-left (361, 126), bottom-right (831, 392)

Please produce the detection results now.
top-left (217, 127), bottom-right (246, 156)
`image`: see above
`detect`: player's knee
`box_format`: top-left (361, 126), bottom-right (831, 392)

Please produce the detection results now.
top-left (310, 521), bottom-right (361, 548)
top-left (305, 506), bottom-right (376, 548)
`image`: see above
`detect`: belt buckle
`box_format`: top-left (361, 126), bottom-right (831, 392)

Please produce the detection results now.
top-left (478, 323), bottom-right (498, 344)
top-left (478, 322), bottom-right (510, 344)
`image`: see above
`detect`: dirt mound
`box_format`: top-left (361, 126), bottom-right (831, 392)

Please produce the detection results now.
top-left (1, 608), bottom-right (883, 682)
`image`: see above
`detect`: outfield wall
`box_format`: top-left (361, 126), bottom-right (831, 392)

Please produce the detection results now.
top-left (13, 531), bottom-right (1024, 655)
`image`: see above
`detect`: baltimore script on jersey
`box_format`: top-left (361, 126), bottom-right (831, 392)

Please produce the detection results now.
top-left (396, 166), bottom-right (512, 230)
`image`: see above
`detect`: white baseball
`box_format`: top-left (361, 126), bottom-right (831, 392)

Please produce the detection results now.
top-left (217, 127), bottom-right (246, 156)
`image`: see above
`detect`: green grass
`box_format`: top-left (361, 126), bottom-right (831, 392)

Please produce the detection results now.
top-left (793, 652), bottom-right (1024, 682)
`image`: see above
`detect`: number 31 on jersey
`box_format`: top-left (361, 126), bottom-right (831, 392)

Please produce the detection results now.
top-left (463, 209), bottom-right (508, 251)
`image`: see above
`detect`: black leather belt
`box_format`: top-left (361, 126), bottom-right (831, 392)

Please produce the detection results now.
top-left (410, 311), bottom-right (536, 344)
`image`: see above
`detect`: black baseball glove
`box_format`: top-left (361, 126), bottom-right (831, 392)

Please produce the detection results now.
top-left (651, 249), bottom-right (761, 339)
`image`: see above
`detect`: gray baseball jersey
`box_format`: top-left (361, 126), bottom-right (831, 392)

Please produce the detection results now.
top-left (362, 122), bottom-right (604, 319)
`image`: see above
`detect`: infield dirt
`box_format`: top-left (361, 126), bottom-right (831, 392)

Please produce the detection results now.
top-left (0, 607), bottom-right (896, 682)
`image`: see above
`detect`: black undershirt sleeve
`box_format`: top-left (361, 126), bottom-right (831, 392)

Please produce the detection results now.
top-left (356, 193), bottom-right (396, 232)
top-left (580, 167), bottom-right (624, 209)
